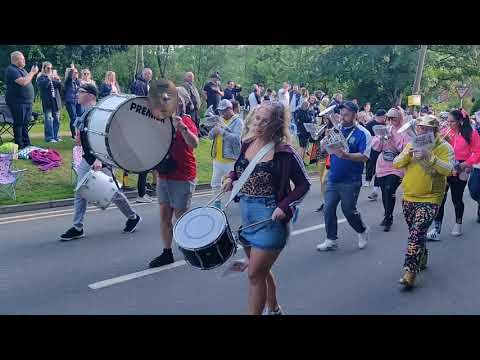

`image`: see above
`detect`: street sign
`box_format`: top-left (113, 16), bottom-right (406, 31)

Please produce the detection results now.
top-left (456, 85), bottom-right (469, 99)
top-left (408, 95), bottom-right (421, 106)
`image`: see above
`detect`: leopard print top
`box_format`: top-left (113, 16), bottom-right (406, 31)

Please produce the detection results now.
top-left (235, 153), bottom-right (275, 196)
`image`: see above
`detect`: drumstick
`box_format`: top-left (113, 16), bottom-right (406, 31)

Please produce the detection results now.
top-left (206, 190), bottom-right (226, 207)
top-left (239, 218), bottom-right (272, 231)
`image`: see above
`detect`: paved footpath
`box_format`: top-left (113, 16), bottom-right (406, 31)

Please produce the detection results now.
top-left (1, 178), bottom-right (480, 315)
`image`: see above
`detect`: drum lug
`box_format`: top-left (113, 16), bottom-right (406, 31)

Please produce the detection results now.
top-left (194, 252), bottom-right (205, 269)
top-left (216, 245), bottom-right (225, 262)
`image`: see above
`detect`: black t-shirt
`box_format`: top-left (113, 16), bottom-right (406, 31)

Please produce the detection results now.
top-left (203, 81), bottom-right (222, 109)
top-left (5, 64), bottom-right (34, 104)
top-left (76, 107), bottom-right (97, 166)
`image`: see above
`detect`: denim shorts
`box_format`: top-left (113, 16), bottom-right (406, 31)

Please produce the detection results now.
top-left (238, 194), bottom-right (290, 250)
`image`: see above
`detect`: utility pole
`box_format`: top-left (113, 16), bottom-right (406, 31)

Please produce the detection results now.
top-left (410, 45), bottom-right (428, 113)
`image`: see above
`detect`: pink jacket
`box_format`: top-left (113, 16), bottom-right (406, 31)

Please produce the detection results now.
top-left (372, 124), bottom-right (410, 178)
top-left (443, 128), bottom-right (480, 166)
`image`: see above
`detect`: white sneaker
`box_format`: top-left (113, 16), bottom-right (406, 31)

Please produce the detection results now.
top-left (358, 226), bottom-right (369, 249)
top-left (367, 192), bottom-right (378, 201)
top-left (56, 138), bottom-right (63, 142)
top-left (427, 228), bottom-right (441, 241)
top-left (48, 139), bottom-right (57, 143)
top-left (363, 181), bottom-right (370, 187)
top-left (451, 223), bottom-right (463, 237)
top-left (136, 195), bottom-right (153, 203)
top-left (262, 305), bottom-right (284, 315)
top-left (316, 239), bottom-right (338, 251)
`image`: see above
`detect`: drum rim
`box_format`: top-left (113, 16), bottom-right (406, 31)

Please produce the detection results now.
top-left (183, 245), bottom-right (237, 271)
top-left (85, 95), bottom-right (176, 174)
top-left (174, 206), bottom-right (231, 251)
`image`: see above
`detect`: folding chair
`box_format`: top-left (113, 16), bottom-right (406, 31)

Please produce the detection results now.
top-left (71, 145), bottom-right (84, 185)
top-left (0, 99), bottom-right (14, 145)
top-left (0, 95), bottom-right (41, 144)
top-left (0, 153), bottom-right (27, 201)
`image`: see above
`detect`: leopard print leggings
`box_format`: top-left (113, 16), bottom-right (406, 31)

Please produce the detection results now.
top-left (402, 200), bottom-right (439, 273)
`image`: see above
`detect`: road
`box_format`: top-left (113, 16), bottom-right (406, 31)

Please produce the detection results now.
top-left (1, 178), bottom-right (480, 315)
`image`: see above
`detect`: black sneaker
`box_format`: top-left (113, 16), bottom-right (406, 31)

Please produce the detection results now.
top-left (384, 223), bottom-right (392, 232)
top-left (315, 204), bottom-right (325, 212)
top-left (149, 250), bottom-right (174, 268)
top-left (59, 227), bottom-right (85, 241)
top-left (123, 215), bottom-right (142, 233)
top-left (477, 208), bottom-right (480, 223)
top-left (380, 218), bottom-right (386, 226)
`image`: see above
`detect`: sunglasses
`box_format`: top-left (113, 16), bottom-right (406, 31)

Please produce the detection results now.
top-left (46, 67), bottom-right (52, 70)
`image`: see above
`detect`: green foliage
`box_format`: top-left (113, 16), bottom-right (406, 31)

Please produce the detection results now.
top-left (2, 45), bottom-right (480, 113)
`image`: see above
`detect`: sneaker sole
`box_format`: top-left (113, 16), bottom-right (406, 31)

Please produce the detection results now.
top-left (316, 246), bottom-right (338, 251)
top-left (123, 216), bottom-right (142, 233)
top-left (59, 234), bottom-right (85, 241)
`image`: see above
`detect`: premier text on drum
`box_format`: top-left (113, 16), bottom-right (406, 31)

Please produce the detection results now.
top-left (130, 101), bottom-right (165, 123)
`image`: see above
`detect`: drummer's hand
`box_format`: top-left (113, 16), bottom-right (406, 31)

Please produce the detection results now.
top-left (221, 178), bottom-right (233, 192)
top-left (271, 207), bottom-right (286, 222)
top-left (93, 159), bottom-right (102, 171)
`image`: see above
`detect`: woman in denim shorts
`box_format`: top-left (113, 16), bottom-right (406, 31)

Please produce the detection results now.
top-left (223, 102), bottom-right (310, 315)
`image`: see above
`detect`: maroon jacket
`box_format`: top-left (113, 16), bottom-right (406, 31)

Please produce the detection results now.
top-left (229, 140), bottom-right (311, 222)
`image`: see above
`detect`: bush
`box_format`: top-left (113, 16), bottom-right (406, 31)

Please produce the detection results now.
top-left (471, 97), bottom-right (480, 114)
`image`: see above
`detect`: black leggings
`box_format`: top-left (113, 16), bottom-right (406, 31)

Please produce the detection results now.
top-left (435, 175), bottom-right (468, 224)
top-left (123, 170), bottom-right (149, 197)
top-left (377, 174), bottom-right (402, 222)
top-left (366, 150), bottom-right (380, 184)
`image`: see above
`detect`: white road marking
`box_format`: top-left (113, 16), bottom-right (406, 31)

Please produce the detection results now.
top-left (0, 202), bottom-right (152, 225)
top-left (0, 178), bottom-right (322, 225)
top-left (291, 218), bottom-right (347, 236)
top-left (88, 261), bottom-right (187, 290)
top-left (88, 217), bottom-right (346, 290)
top-left (0, 191), bottom-right (216, 225)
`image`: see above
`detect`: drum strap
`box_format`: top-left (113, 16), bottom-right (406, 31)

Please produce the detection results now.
top-left (225, 142), bottom-right (275, 208)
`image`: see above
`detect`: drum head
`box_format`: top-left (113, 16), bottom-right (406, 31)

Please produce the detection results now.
top-left (174, 207), bottom-right (227, 249)
top-left (106, 96), bottom-right (174, 173)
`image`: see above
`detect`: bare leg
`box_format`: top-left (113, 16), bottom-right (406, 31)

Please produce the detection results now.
top-left (243, 247), bottom-right (279, 312)
top-left (247, 247), bottom-right (282, 315)
top-left (159, 204), bottom-right (174, 249)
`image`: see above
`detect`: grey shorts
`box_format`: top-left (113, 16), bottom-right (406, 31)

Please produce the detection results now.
top-left (156, 179), bottom-right (196, 209)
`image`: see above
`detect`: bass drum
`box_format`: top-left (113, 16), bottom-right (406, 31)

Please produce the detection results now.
top-left (83, 95), bottom-right (174, 173)
top-left (174, 207), bottom-right (237, 270)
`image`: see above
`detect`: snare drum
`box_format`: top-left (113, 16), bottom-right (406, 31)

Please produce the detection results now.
top-left (174, 207), bottom-right (237, 270)
top-left (83, 95), bottom-right (174, 173)
top-left (74, 170), bottom-right (118, 209)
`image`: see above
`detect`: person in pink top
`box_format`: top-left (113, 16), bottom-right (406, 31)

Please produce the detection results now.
top-left (427, 109), bottom-right (480, 240)
top-left (371, 107), bottom-right (410, 231)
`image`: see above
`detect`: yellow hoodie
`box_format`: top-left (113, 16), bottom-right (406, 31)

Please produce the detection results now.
top-left (393, 137), bottom-right (454, 205)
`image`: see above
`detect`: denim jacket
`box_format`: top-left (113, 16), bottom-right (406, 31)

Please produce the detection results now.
top-left (209, 115), bottom-right (243, 160)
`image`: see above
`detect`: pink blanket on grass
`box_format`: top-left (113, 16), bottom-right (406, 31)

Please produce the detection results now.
top-left (30, 149), bottom-right (63, 171)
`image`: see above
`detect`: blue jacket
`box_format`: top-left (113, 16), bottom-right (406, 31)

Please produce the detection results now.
top-left (63, 78), bottom-right (80, 104)
top-left (99, 83), bottom-right (113, 98)
top-left (130, 75), bottom-right (149, 96)
top-left (223, 87), bottom-right (241, 101)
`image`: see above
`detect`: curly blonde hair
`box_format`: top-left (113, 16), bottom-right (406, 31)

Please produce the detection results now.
top-left (255, 102), bottom-right (291, 144)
